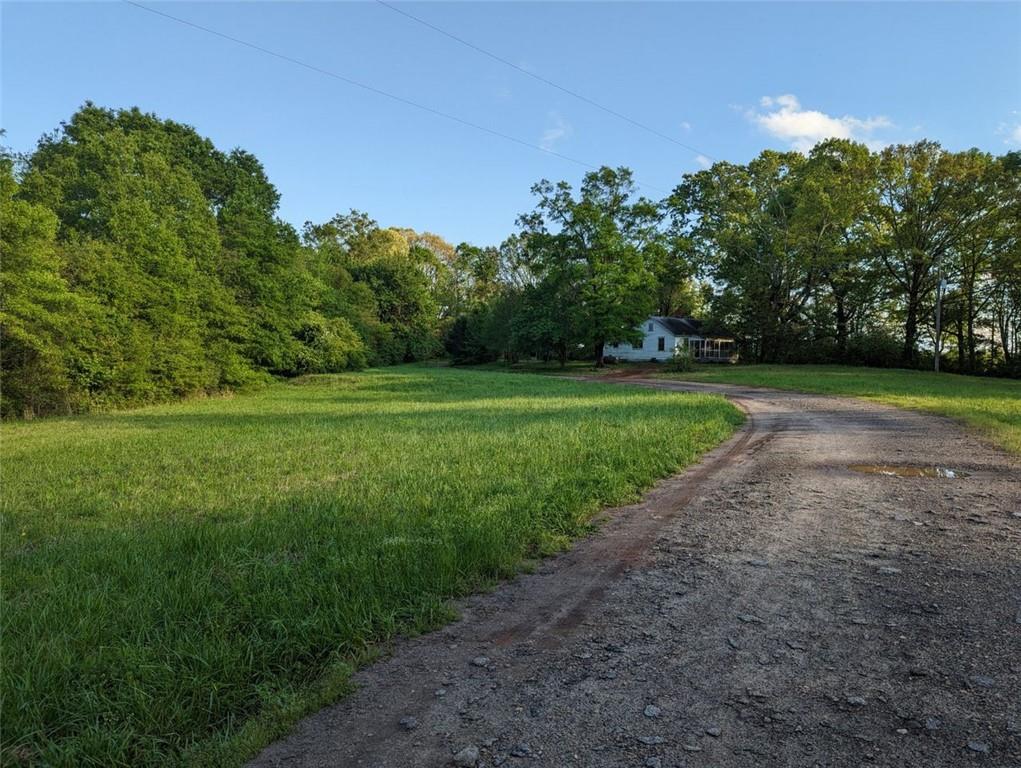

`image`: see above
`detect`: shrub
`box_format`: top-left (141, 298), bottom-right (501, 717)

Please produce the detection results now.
top-left (664, 344), bottom-right (696, 372)
top-left (844, 331), bottom-right (904, 368)
top-left (293, 314), bottom-right (368, 373)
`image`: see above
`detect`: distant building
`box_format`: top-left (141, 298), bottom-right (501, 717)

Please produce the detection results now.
top-left (607, 316), bottom-right (736, 362)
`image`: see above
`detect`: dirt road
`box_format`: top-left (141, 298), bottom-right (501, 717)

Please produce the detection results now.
top-left (250, 380), bottom-right (1021, 767)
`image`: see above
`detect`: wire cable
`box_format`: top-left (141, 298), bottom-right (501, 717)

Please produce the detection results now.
top-left (122, 1), bottom-right (670, 194)
top-left (375, 0), bottom-right (715, 162)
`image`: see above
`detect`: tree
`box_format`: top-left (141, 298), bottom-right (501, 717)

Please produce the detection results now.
top-left (987, 152), bottom-right (1021, 371)
top-left (796, 140), bottom-right (881, 359)
top-left (3, 105), bottom-right (411, 416)
top-left (303, 212), bottom-right (443, 363)
top-left (0, 154), bottom-right (83, 416)
top-left (519, 167), bottom-right (659, 365)
top-left (18, 108), bottom-right (239, 400)
top-left (450, 242), bottom-right (501, 313)
top-left (866, 142), bottom-right (996, 366)
top-left (670, 151), bottom-right (821, 362)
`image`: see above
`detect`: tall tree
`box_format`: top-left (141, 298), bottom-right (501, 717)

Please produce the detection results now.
top-left (19, 107), bottom-right (240, 399)
top-left (0, 153), bottom-right (84, 416)
top-left (866, 142), bottom-right (995, 365)
top-left (519, 167), bottom-right (659, 365)
top-left (670, 151), bottom-right (821, 362)
top-left (796, 139), bottom-right (881, 359)
top-left (303, 212), bottom-right (443, 363)
top-left (987, 152), bottom-right (1021, 370)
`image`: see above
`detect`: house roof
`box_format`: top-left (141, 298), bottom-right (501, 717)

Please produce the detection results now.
top-left (652, 316), bottom-right (703, 336)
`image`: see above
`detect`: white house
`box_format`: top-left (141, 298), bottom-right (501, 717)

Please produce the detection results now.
top-left (607, 316), bottom-right (735, 362)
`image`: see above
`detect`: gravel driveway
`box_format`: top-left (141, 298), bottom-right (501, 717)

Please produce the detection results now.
top-left (250, 379), bottom-right (1021, 768)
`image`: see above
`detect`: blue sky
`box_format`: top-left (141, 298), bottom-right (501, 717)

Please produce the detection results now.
top-left (3, 2), bottom-right (1020, 246)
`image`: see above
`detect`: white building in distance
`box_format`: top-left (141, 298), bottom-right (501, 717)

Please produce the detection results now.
top-left (607, 316), bottom-right (735, 362)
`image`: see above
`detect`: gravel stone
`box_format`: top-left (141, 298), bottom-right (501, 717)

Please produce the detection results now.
top-left (452, 745), bottom-right (479, 766)
top-left (509, 743), bottom-right (532, 757)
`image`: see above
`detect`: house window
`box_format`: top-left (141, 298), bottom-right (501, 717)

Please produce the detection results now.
top-left (657, 337), bottom-right (665, 352)
top-left (647, 322), bottom-right (654, 331)
top-left (632, 339), bottom-right (643, 350)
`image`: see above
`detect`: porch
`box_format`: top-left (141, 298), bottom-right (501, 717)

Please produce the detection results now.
top-left (686, 337), bottom-right (736, 363)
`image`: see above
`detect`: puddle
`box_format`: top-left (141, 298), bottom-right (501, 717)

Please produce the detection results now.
top-left (848, 464), bottom-right (970, 479)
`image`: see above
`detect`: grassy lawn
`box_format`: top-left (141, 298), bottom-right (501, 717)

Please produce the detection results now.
top-left (1, 366), bottom-right (741, 767)
top-left (657, 364), bottom-right (1021, 455)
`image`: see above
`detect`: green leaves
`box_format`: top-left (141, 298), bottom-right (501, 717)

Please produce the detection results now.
top-left (517, 166), bottom-right (661, 363)
top-left (2, 106), bottom-right (461, 417)
top-left (666, 139), bottom-right (1019, 371)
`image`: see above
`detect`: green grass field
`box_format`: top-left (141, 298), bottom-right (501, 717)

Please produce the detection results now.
top-left (657, 364), bottom-right (1021, 455)
top-left (1, 367), bottom-right (741, 766)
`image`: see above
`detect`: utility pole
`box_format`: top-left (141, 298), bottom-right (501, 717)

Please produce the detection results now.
top-left (934, 274), bottom-right (946, 373)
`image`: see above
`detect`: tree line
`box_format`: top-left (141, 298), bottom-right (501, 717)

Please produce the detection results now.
top-left (449, 141), bottom-right (1020, 377)
top-left (2, 105), bottom-right (455, 417)
top-left (2, 105), bottom-right (1018, 416)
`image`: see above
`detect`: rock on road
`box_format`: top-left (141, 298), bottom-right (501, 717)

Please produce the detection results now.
top-left (250, 379), bottom-right (1021, 768)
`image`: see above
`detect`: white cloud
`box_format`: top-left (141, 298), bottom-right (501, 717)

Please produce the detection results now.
top-left (747, 94), bottom-right (892, 152)
top-left (540, 113), bottom-right (572, 151)
top-left (694, 154), bottom-right (713, 169)
top-left (998, 114), bottom-right (1021, 147)
top-left (680, 121), bottom-right (692, 132)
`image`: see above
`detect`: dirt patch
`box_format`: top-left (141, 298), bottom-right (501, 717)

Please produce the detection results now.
top-left (249, 380), bottom-right (1021, 768)
top-left (602, 364), bottom-right (663, 379)
top-left (848, 464), bottom-right (971, 478)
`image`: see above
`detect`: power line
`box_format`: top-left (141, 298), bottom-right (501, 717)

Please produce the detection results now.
top-left (122, 1), bottom-right (670, 195)
top-left (375, 0), bottom-right (715, 163)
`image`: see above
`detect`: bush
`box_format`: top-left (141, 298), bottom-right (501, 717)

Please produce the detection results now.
top-left (293, 314), bottom-right (368, 373)
top-left (664, 344), bottom-right (696, 372)
top-left (445, 313), bottom-right (496, 365)
top-left (844, 331), bottom-right (904, 368)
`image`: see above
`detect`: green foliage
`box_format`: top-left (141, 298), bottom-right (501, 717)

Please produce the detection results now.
top-left (2, 105), bottom-right (460, 417)
top-left (0, 367), bottom-right (741, 765)
top-left (293, 313), bottom-right (368, 373)
top-left (301, 211), bottom-right (446, 365)
top-left (0, 156), bottom-right (81, 416)
top-left (664, 343), bottom-right (696, 372)
top-left (444, 290), bottom-right (524, 364)
top-left (6, 105), bottom-right (1018, 421)
top-left (452, 167), bottom-right (673, 367)
top-left (668, 141), bottom-right (1019, 374)
top-left (519, 167), bottom-right (661, 364)
top-left (450, 145), bottom-right (1017, 379)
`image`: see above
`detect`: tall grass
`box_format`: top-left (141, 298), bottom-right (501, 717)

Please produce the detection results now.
top-left (658, 364), bottom-right (1021, 455)
top-left (1, 367), bottom-right (741, 766)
